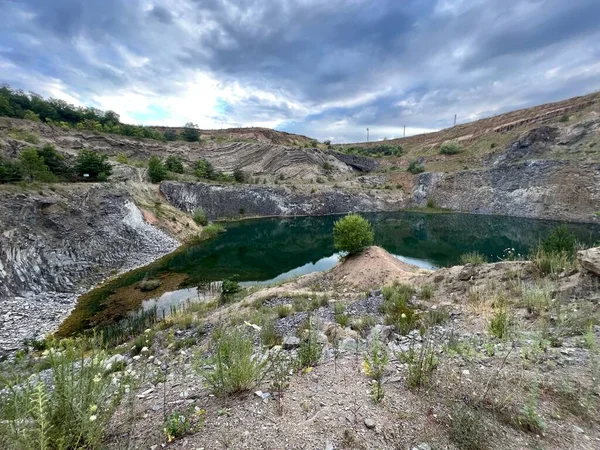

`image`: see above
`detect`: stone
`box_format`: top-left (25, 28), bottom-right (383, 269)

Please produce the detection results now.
top-left (368, 324), bottom-right (394, 343)
top-left (105, 353), bottom-right (125, 369)
top-left (458, 265), bottom-right (477, 281)
top-left (578, 247), bottom-right (600, 277)
top-left (412, 444), bottom-right (432, 450)
top-left (364, 418), bottom-right (376, 429)
top-left (282, 336), bottom-right (301, 349)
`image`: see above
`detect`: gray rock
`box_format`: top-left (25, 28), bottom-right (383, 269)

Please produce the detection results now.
top-left (364, 418), bottom-right (376, 429)
top-left (578, 247), bottom-right (600, 277)
top-left (282, 336), bottom-right (301, 349)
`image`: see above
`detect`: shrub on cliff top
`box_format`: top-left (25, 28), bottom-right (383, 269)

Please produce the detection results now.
top-left (333, 213), bottom-right (374, 255)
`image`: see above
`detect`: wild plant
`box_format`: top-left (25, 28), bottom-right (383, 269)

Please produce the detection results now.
top-left (298, 316), bottom-right (323, 369)
top-left (164, 406), bottom-right (205, 442)
top-left (334, 302), bottom-right (349, 327)
top-left (363, 336), bottom-right (388, 403)
top-left (517, 378), bottom-right (546, 434)
top-left (270, 350), bottom-right (293, 415)
top-left (398, 331), bottom-right (438, 389)
top-left (196, 328), bottom-right (267, 395)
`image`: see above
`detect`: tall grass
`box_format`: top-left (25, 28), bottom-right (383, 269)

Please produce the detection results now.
top-left (0, 339), bottom-right (129, 450)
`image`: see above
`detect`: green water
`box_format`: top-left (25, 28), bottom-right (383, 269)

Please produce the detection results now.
top-left (153, 211), bottom-right (600, 286)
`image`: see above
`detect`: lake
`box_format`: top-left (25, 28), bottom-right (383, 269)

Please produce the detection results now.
top-left (58, 211), bottom-right (600, 335)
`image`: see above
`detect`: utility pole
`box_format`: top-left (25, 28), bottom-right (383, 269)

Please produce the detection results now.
top-left (366, 128), bottom-right (369, 142)
top-left (454, 114), bottom-right (457, 126)
top-left (403, 125), bottom-right (406, 137)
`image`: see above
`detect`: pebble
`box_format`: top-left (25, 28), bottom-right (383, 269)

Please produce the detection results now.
top-left (364, 418), bottom-right (376, 429)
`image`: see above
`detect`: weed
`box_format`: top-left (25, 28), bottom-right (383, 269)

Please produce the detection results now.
top-left (351, 315), bottom-right (377, 338)
top-left (163, 406), bottom-right (205, 442)
top-left (202, 223), bottom-right (225, 239)
top-left (334, 302), bottom-right (349, 327)
top-left (362, 337), bottom-right (388, 403)
top-left (139, 278), bottom-right (161, 291)
top-left (275, 304), bottom-right (292, 318)
top-left (516, 379), bottom-right (546, 434)
top-left (260, 319), bottom-right (281, 348)
top-left (449, 405), bottom-right (487, 450)
top-left (419, 283), bottom-right (434, 300)
top-left (298, 316), bottom-right (323, 369)
top-left (398, 331), bottom-right (438, 389)
top-left (522, 283), bottom-right (552, 317)
top-left (460, 251), bottom-right (488, 265)
top-left (193, 208), bottom-right (209, 226)
top-left (196, 328), bottom-right (267, 395)
top-left (489, 305), bottom-right (512, 340)
top-left (8, 128), bottom-right (40, 144)
top-left (381, 282), bottom-right (417, 335)
top-left (270, 349), bottom-right (293, 415)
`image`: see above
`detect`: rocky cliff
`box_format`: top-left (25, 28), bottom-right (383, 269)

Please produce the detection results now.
top-left (0, 184), bottom-right (179, 352)
top-left (413, 160), bottom-right (600, 222)
top-left (160, 181), bottom-right (407, 219)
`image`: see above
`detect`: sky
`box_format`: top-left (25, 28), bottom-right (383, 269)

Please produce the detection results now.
top-left (2, 0), bottom-right (600, 143)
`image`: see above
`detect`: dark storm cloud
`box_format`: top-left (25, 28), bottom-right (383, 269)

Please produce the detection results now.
top-left (1, 0), bottom-right (600, 141)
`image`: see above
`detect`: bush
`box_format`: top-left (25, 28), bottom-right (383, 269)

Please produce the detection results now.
top-left (18, 147), bottom-right (56, 182)
top-left (0, 339), bottom-right (129, 450)
top-left (195, 158), bottom-right (217, 180)
top-left (148, 156), bottom-right (167, 183)
top-left (38, 144), bottom-right (70, 178)
top-left (8, 128), bottom-right (40, 144)
top-left (298, 317), bottom-right (323, 368)
top-left (182, 122), bottom-right (200, 142)
top-left (164, 129), bottom-right (178, 141)
top-left (440, 142), bottom-right (461, 155)
top-left (193, 208), bottom-right (209, 226)
top-left (165, 156), bottom-right (184, 173)
top-left (139, 279), bottom-right (161, 292)
top-left (196, 329), bottom-right (267, 395)
top-left (381, 282), bottom-right (417, 335)
top-left (74, 149), bottom-right (112, 181)
top-left (0, 158), bottom-right (22, 183)
top-left (459, 251), bottom-right (488, 265)
top-left (559, 114), bottom-right (569, 122)
top-left (489, 303), bottom-right (511, 339)
top-left (116, 152), bottom-right (129, 164)
top-left (407, 160), bottom-right (425, 174)
top-left (541, 225), bottom-right (577, 256)
top-left (221, 276), bottom-right (240, 302)
top-left (333, 213), bottom-right (374, 255)
top-left (233, 167), bottom-right (247, 183)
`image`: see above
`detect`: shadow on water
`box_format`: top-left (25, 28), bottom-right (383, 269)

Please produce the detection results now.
top-left (59, 211), bottom-right (600, 337)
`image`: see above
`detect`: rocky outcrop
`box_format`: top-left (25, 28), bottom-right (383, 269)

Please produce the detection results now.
top-left (160, 181), bottom-right (407, 219)
top-left (329, 152), bottom-right (379, 172)
top-left (578, 247), bottom-right (600, 277)
top-left (413, 160), bottom-right (600, 222)
top-left (0, 118), bottom-right (351, 181)
top-left (0, 184), bottom-right (179, 353)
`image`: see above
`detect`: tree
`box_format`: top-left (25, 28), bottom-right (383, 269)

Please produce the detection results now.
top-left (148, 156), bottom-right (167, 183)
top-left (182, 122), bottom-right (200, 142)
top-left (38, 144), bottom-right (70, 178)
top-left (233, 167), bottom-right (247, 183)
top-left (164, 129), bottom-right (178, 141)
top-left (74, 149), bottom-right (112, 181)
top-left (333, 213), bottom-right (374, 255)
top-left (165, 155), bottom-right (184, 173)
top-left (0, 158), bottom-right (22, 183)
top-left (18, 148), bottom-right (55, 182)
top-left (195, 158), bottom-right (216, 180)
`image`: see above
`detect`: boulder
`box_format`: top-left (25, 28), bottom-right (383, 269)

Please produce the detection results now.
top-left (578, 247), bottom-right (600, 277)
top-left (282, 336), bottom-right (301, 349)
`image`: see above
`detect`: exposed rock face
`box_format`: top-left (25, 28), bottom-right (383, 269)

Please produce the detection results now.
top-left (160, 181), bottom-right (406, 219)
top-left (0, 184), bottom-right (179, 353)
top-left (413, 160), bottom-right (600, 222)
top-left (329, 152), bottom-right (379, 172)
top-left (0, 118), bottom-right (351, 181)
top-left (578, 247), bottom-right (600, 277)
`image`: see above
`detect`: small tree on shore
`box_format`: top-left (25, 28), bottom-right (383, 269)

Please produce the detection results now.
top-left (333, 213), bottom-right (374, 255)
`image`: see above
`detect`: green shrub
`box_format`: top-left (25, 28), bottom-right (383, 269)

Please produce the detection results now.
top-left (0, 158), bottom-right (23, 183)
top-left (298, 317), bottom-right (323, 368)
top-left (516, 380), bottom-right (546, 433)
top-left (0, 339), bottom-right (129, 450)
top-left (164, 406), bottom-right (204, 442)
top-left (541, 225), bottom-right (577, 256)
top-left (221, 276), bottom-right (240, 302)
top-left (165, 156), bottom-right (184, 173)
top-left (195, 158), bottom-right (217, 180)
top-left (398, 332), bottom-right (438, 388)
top-left (489, 305), bottom-right (511, 339)
top-left (531, 247), bottom-right (576, 276)
top-left (363, 337), bottom-right (388, 402)
top-left (148, 156), bottom-right (167, 183)
top-left (559, 114), bottom-right (569, 122)
top-left (334, 302), bottom-right (349, 327)
top-left (333, 213), bottom-right (374, 255)
top-left (233, 167), bottom-right (247, 183)
top-left (182, 122), bottom-right (200, 142)
top-left (275, 304), bottom-right (292, 318)
top-left (322, 161), bottom-right (333, 172)
top-left (74, 149), bottom-right (112, 181)
top-left (260, 319), bottom-right (281, 348)
top-left (439, 142), bottom-right (461, 155)
top-left (407, 160), bottom-right (425, 174)
top-left (38, 144), bottom-right (70, 178)
top-left (18, 147), bottom-right (56, 182)
top-left (196, 329), bottom-right (266, 395)
top-left (381, 282), bottom-right (417, 335)
top-left (116, 153), bottom-right (129, 164)
top-left (193, 208), bottom-right (209, 226)
top-left (459, 251), bottom-right (488, 265)
top-left (420, 284), bottom-right (434, 300)
top-left (164, 129), bottom-right (178, 141)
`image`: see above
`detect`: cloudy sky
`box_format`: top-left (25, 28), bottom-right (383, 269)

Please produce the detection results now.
top-left (2, 0), bottom-right (600, 142)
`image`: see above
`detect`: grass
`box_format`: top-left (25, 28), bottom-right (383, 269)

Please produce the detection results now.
top-left (489, 304), bottom-right (512, 339)
top-left (531, 246), bottom-right (577, 276)
top-left (521, 282), bottom-right (552, 317)
top-left (196, 328), bottom-right (267, 395)
top-left (334, 302), bottom-right (349, 327)
top-left (362, 338), bottom-right (388, 403)
top-left (460, 251), bottom-right (488, 265)
top-left (381, 282), bottom-right (417, 335)
top-left (419, 283), bottom-right (434, 300)
top-left (192, 208), bottom-right (208, 226)
top-left (298, 316), bottom-right (323, 368)
top-left (8, 128), bottom-right (40, 144)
